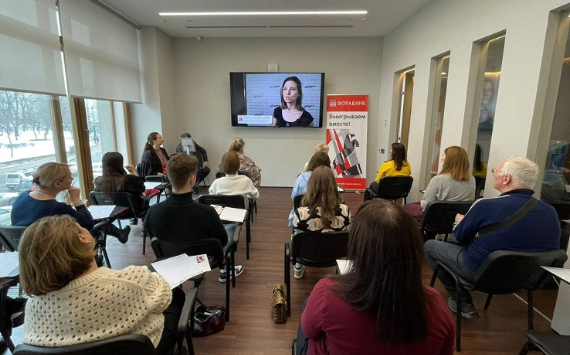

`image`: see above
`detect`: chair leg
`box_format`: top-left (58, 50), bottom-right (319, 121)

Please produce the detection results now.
top-left (285, 245), bottom-right (291, 317)
top-left (231, 250), bottom-right (236, 288)
top-left (455, 284), bottom-right (462, 352)
top-left (484, 294), bottom-right (493, 310)
top-left (246, 218), bottom-right (251, 260)
top-left (1, 330), bottom-right (14, 352)
top-left (527, 289), bottom-right (534, 330)
top-left (429, 267), bottom-right (439, 287)
top-left (517, 339), bottom-right (534, 355)
top-left (102, 247), bottom-right (112, 269)
top-left (225, 263), bottom-right (230, 322)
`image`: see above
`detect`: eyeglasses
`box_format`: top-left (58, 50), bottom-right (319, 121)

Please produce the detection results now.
top-left (491, 168), bottom-right (507, 175)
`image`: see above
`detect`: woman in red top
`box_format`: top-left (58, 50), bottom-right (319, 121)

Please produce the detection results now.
top-left (298, 200), bottom-right (454, 355)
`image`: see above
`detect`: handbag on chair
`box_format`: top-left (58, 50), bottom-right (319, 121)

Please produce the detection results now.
top-left (271, 284), bottom-right (287, 324)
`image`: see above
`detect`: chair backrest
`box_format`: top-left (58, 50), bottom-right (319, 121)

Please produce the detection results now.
top-left (151, 237), bottom-right (224, 270)
top-left (420, 201), bottom-right (473, 234)
top-left (376, 176), bottom-right (413, 201)
top-left (215, 171), bottom-right (226, 179)
top-left (472, 249), bottom-right (568, 294)
top-left (291, 231), bottom-right (349, 267)
top-left (13, 334), bottom-right (156, 355)
top-left (0, 225), bottom-right (27, 252)
top-left (475, 177), bottom-right (486, 198)
top-left (198, 195), bottom-right (245, 209)
top-left (293, 194), bottom-right (305, 211)
top-left (89, 191), bottom-right (141, 218)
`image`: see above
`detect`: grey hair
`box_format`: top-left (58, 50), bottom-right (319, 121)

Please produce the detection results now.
top-left (501, 157), bottom-right (539, 189)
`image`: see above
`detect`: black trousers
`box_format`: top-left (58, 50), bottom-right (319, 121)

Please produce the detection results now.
top-left (156, 287), bottom-right (185, 355)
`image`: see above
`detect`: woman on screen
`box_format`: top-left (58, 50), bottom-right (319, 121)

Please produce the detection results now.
top-left (273, 76), bottom-right (314, 127)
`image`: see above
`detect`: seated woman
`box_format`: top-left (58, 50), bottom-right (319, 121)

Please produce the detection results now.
top-left (292, 166), bottom-right (351, 279)
top-left (94, 152), bottom-right (146, 212)
top-left (403, 146), bottom-right (475, 225)
top-left (297, 200), bottom-right (454, 355)
top-left (11, 162), bottom-right (129, 243)
top-left (229, 138), bottom-right (261, 186)
top-left (303, 143), bottom-right (331, 171)
top-left (209, 151), bottom-right (259, 206)
top-left (289, 151), bottom-right (332, 226)
top-left (140, 132), bottom-right (169, 180)
top-left (367, 142), bottom-right (411, 198)
top-left (19, 215), bottom-right (184, 355)
top-left (472, 143), bottom-right (488, 178)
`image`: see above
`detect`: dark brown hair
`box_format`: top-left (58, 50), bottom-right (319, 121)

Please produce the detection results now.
top-left (221, 151), bottom-right (240, 175)
top-left (440, 146), bottom-right (470, 181)
top-left (332, 200), bottom-right (428, 345)
top-left (142, 132), bottom-right (160, 157)
top-left (166, 153), bottom-right (197, 190)
top-left (301, 166), bottom-right (340, 228)
top-left (100, 152), bottom-right (126, 197)
top-left (306, 151), bottom-right (331, 172)
top-left (391, 142), bottom-right (407, 171)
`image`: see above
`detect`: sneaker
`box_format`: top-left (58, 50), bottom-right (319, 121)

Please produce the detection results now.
top-left (294, 265), bottom-right (306, 280)
top-left (117, 226), bottom-right (130, 244)
top-left (129, 218), bottom-right (138, 226)
top-left (219, 265), bottom-right (244, 283)
top-left (447, 297), bottom-right (479, 319)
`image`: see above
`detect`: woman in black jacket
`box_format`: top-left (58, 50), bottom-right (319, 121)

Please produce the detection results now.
top-left (140, 132), bottom-right (170, 179)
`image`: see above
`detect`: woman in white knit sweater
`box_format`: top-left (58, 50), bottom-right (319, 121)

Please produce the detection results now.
top-left (18, 215), bottom-right (183, 355)
top-left (209, 151), bottom-right (259, 206)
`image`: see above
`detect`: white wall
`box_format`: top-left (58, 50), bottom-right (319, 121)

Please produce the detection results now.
top-left (171, 37), bottom-right (383, 186)
top-left (377, 0), bottom-right (570, 200)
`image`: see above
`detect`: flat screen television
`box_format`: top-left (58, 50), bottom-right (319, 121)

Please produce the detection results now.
top-left (230, 72), bottom-right (325, 128)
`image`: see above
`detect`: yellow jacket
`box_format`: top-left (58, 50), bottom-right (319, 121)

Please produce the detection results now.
top-left (375, 160), bottom-right (412, 183)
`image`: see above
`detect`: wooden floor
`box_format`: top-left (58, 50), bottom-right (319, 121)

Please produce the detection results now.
top-left (8, 187), bottom-right (559, 354)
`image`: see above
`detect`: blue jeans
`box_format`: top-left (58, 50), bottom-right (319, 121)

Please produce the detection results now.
top-left (424, 240), bottom-right (477, 304)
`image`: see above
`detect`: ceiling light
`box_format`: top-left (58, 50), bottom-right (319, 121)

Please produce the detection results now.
top-left (441, 72), bottom-right (447, 75)
top-left (159, 10), bottom-right (368, 16)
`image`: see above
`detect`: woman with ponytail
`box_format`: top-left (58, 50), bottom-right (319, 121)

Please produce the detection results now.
top-left (140, 132), bottom-right (170, 180)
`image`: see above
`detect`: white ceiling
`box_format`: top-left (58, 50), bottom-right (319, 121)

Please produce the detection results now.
top-left (100, 0), bottom-right (432, 38)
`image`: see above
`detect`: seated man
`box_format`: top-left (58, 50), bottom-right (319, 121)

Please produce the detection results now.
top-left (175, 132), bottom-right (211, 184)
top-left (144, 153), bottom-right (243, 283)
top-left (424, 157), bottom-right (560, 319)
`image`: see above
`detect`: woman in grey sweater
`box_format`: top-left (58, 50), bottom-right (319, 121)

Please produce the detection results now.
top-left (403, 146), bottom-right (475, 224)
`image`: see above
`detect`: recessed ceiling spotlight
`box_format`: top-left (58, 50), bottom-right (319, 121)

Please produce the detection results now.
top-left (441, 72), bottom-right (447, 75)
top-left (159, 10), bottom-right (368, 16)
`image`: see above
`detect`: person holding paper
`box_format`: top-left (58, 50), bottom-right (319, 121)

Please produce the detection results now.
top-left (19, 215), bottom-right (184, 355)
top-left (297, 200), bottom-right (454, 355)
top-left (144, 153), bottom-right (243, 283)
top-left (209, 151), bottom-right (259, 208)
top-left (175, 132), bottom-right (211, 183)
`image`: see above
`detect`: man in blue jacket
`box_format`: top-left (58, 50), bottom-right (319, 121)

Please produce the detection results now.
top-left (425, 157), bottom-right (560, 319)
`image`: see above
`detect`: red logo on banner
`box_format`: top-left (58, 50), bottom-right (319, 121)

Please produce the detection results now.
top-left (327, 95), bottom-right (368, 112)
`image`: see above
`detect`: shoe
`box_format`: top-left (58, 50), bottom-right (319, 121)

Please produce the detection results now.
top-left (218, 265), bottom-right (244, 283)
top-left (447, 297), bottom-right (479, 319)
top-left (129, 218), bottom-right (138, 226)
top-left (0, 339), bottom-right (7, 353)
top-left (294, 265), bottom-right (306, 280)
top-left (117, 226), bottom-right (130, 244)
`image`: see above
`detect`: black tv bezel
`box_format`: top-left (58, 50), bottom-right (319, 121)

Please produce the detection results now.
top-left (230, 72), bottom-right (325, 128)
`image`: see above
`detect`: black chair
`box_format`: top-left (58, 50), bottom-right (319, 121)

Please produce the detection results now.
top-left (198, 194), bottom-right (251, 260)
top-left (293, 194), bottom-right (304, 212)
top-left (519, 330), bottom-right (570, 355)
top-left (0, 225), bottom-right (27, 252)
top-left (89, 191), bottom-right (158, 255)
top-left (420, 201), bottom-right (473, 241)
top-left (475, 177), bottom-right (486, 198)
top-left (284, 230), bottom-right (349, 316)
top-left (549, 202), bottom-right (570, 252)
top-left (0, 276), bottom-right (21, 352)
top-left (366, 176), bottom-right (413, 204)
top-left (430, 249), bottom-right (568, 352)
top-left (13, 287), bottom-right (198, 355)
top-left (151, 238), bottom-right (232, 322)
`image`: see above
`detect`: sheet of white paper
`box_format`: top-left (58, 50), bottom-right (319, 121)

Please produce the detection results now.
top-left (542, 266), bottom-right (570, 285)
top-left (144, 182), bottom-right (162, 190)
top-left (87, 205), bottom-right (116, 220)
top-left (152, 253), bottom-right (211, 288)
top-left (336, 259), bottom-right (352, 275)
top-left (211, 204), bottom-right (224, 215)
top-left (219, 207), bottom-right (247, 223)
